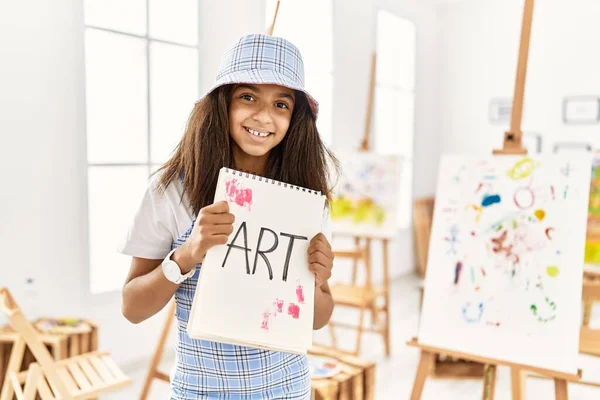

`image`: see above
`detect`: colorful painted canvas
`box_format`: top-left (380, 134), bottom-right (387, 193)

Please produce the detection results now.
top-left (330, 151), bottom-right (401, 238)
top-left (418, 154), bottom-right (592, 375)
top-left (585, 153), bottom-right (600, 265)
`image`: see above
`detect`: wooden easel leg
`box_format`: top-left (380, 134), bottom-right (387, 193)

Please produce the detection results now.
top-left (328, 321), bottom-right (338, 349)
top-left (583, 300), bottom-right (593, 326)
top-left (554, 378), bottom-right (568, 400)
top-left (410, 350), bottom-right (435, 400)
top-left (511, 368), bottom-right (526, 400)
top-left (382, 238), bottom-right (391, 358)
top-left (139, 301), bottom-right (176, 400)
top-left (354, 306), bottom-right (365, 356)
top-left (482, 364), bottom-right (497, 400)
top-left (351, 236), bottom-right (360, 285)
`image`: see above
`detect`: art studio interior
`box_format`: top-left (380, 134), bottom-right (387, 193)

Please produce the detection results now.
top-left (3, 0), bottom-right (600, 399)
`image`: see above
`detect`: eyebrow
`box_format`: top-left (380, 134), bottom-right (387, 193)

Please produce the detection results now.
top-left (236, 84), bottom-right (295, 103)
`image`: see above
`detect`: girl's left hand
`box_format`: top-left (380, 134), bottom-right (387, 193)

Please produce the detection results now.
top-left (308, 233), bottom-right (334, 287)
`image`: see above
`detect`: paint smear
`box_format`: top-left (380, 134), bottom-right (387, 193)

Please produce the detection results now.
top-left (288, 303), bottom-right (300, 319)
top-left (545, 228), bottom-right (554, 240)
top-left (274, 299), bottom-right (284, 314)
top-left (296, 282), bottom-right (305, 304)
top-left (534, 209), bottom-right (546, 221)
top-left (481, 194), bottom-right (501, 207)
top-left (466, 204), bottom-right (483, 222)
top-left (225, 179), bottom-right (253, 209)
top-left (507, 157), bottom-right (540, 180)
top-left (546, 266), bottom-right (560, 278)
top-left (261, 312), bottom-right (270, 331)
top-left (454, 262), bottom-right (463, 285)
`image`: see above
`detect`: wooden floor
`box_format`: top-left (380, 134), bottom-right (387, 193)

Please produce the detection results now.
top-left (104, 274), bottom-right (600, 399)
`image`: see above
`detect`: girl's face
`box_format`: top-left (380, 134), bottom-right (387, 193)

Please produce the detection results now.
top-left (228, 84), bottom-right (296, 159)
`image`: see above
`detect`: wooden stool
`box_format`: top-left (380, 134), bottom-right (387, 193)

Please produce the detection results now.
top-left (0, 318), bottom-right (99, 392)
top-left (0, 287), bottom-right (131, 400)
top-left (309, 345), bottom-right (375, 400)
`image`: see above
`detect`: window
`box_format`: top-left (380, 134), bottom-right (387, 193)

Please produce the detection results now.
top-left (265, 0), bottom-right (334, 145)
top-left (84, 0), bottom-right (200, 293)
top-left (374, 10), bottom-right (416, 229)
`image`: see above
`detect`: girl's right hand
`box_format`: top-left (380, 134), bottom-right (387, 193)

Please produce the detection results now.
top-left (183, 201), bottom-right (235, 266)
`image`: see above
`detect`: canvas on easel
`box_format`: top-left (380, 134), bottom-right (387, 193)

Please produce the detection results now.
top-left (330, 151), bottom-right (402, 239)
top-left (409, 1), bottom-right (589, 398)
top-left (419, 154), bottom-right (592, 375)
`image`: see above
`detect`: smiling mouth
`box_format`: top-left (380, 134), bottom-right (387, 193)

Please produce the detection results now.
top-left (244, 127), bottom-right (273, 138)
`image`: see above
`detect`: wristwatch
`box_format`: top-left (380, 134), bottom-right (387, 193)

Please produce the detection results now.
top-left (161, 249), bottom-right (196, 284)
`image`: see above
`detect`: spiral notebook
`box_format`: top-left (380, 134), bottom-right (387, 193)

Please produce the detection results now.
top-left (187, 167), bottom-right (327, 354)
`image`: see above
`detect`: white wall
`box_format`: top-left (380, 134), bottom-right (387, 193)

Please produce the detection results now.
top-left (331, 0), bottom-right (439, 284)
top-left (436, 0), bottom-right (600, 156)
top-left (0, 0), bottom-right (437, 367)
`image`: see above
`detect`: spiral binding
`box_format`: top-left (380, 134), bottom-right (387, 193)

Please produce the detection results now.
top-left (223, 167), bottom-right (321, 195)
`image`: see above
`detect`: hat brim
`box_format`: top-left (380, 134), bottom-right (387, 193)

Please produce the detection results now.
top-left (203, 69), bottom-right (319, 118)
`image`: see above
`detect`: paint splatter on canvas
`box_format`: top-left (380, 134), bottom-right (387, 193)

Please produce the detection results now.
top-left (418, 154), bottom-right (592, 375)
top-left (329, 151), bottom-right (401, 237)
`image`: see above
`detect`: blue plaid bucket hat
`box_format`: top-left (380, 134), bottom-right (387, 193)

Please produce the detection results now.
top-left (204, 33), bottom-right (319, 117)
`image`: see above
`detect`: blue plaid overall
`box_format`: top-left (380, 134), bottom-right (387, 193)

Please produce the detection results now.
top-left (169, 223), bottom-right (311, 399)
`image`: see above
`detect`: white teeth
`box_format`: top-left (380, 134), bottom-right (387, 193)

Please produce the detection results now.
top-left (246, 127), bottom-right (270, 137)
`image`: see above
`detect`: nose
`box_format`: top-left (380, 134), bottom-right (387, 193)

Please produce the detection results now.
top-left (251, 103), bottom-right (273, 125)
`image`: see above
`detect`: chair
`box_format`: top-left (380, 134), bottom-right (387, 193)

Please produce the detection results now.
top-left (328, 235), bottom-right (391, 357)
top-left (0, 287), bottom-right (132, 400)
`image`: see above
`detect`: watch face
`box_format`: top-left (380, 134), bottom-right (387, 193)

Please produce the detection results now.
top-left (164, 261), bottom-right (179, 281)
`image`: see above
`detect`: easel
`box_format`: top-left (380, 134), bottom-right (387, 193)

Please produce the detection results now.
top-left (267, 0), bottom-right (280, 36)
top-left (409, 0), bottom-right (582, 398)
top-left (326, 51), bottom-right (392, 358)
top-left (138, 301), bottom-right (175, 400)
top-left (139, 6), bottom-right (284, 399)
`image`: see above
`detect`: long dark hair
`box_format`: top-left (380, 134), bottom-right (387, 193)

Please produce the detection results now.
top-left (155, 84), bottom-right (339, 216)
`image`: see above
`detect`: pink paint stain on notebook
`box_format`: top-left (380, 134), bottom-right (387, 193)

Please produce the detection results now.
top-left (288, 303), bottom-right (300, 319)
top-left (225, 179), bottom-right (253, 210)
top-left (261, 312), bottom-right (270, 331)
top-left (274, 299), bottom-right (284, 314)
top-left (296, 281), bottom-right (305, 304)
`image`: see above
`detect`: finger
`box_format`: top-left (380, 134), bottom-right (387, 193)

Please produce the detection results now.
top-left (198, 212), bottom-right (235, 226)
top-left (309, 263), bottom-right (332, 282)
top-left (212, 224), bottom-right (234, 236)
top-left (307, 241), bottom-right (332, 258)
top-left (200, 200), bottom-right (229, 216)
top-left (211, 212), bottom-right (235, 225)
top-left (310, 233), bottom-right (331, 249)
top-left (207, 234), bottom-right (229, 246)
top-left (308, 251), bottom-right (332, 269)
top-left (199, 224), bottom-right (234, 236)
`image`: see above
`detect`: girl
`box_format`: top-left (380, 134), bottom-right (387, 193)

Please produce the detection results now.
top-left (119, 33), bottom-right (338, 399)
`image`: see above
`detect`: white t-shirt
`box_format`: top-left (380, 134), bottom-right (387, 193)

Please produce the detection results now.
top-left (118, 172), bottom-right (332, 260)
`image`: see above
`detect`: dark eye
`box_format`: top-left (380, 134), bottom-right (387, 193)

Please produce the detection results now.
top-left (240, 94), bottom-right (255, 101)
top-left (275, 102), bottom-right (289, 109)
